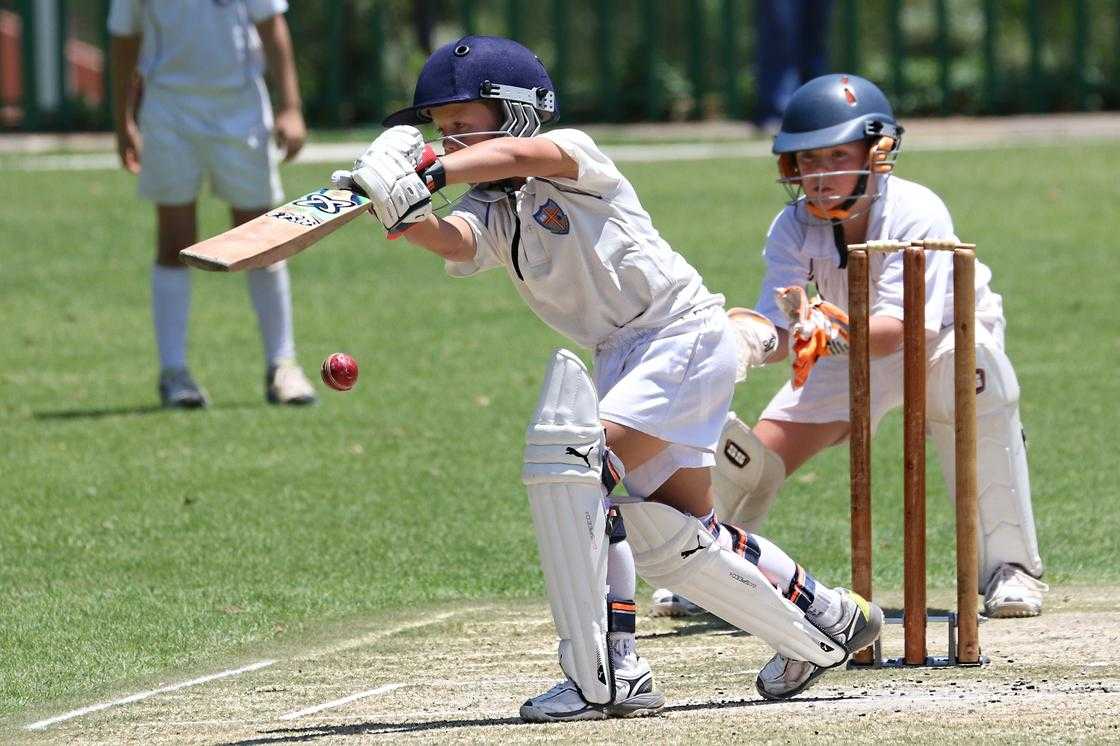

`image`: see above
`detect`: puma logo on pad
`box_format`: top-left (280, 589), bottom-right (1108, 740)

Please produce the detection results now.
top-left (681, 536), bottom-right (705, 559)
top-left (565, 446), bottom-right (594, 468)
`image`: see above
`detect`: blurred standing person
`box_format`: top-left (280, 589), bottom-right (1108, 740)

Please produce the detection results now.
top-left (755, 0), bottom-right (834, 132)
top-left (109, 0), bottom-right (317, 408)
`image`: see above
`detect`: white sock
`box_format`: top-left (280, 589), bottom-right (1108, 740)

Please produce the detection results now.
top-left (809, 585), bottom-right (843, 629)
top-left (607, 540), bottom-right (638, 667)
top-left (750, 533), bottom-right (842, 628)
top-left (246, 261), bottom-right (295, 365)
top-left (749, 533), bottom-right (797, 587)
top-left (703, 509), bottom-right (845, 630)
top-left (152, 264), bottom-right (191, 370)
top-left (607, 539), bottom-right (637, 601)
top-left (608, 632), bottom-right (636, 668)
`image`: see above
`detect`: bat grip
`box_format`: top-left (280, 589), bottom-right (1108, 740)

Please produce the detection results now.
top-left (417, 143), bottom-right (438, 171)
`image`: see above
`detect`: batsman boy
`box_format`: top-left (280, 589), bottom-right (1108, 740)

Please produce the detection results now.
top-left (332, 36), bottom-right (886, 718)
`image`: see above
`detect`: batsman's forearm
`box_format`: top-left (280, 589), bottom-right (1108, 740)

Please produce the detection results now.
top-left (439, 137), bottom-right (577, 185)
top-left (109, 35), bottom-right (141, 128)
top-left (401, 216), bottom-right (476, 263)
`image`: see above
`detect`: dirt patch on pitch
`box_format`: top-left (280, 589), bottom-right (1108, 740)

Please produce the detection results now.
top-left (11, 587), bottom-right (1120, 744)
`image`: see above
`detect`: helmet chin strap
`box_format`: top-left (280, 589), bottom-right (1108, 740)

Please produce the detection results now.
top-left (816, 172), bottom-right (872, 269)
top-left (805, 171), bottom-right (870, 221)
top-left (831, 220), bottom-right (850, 268)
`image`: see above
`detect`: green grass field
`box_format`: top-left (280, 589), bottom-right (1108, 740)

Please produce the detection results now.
top-left (1, 142), bottom-right (1117, 724)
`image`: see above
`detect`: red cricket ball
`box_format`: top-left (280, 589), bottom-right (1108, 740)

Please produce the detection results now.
top-left (321, 352), bottom-right (359, 391)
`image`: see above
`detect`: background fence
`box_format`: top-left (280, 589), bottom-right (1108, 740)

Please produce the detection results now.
top-left (1, 0), bottom-right (1118, 131)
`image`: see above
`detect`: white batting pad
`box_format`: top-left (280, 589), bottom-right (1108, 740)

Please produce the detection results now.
top-left (619, 500), bottom-right (846, 667)
top-left (522, 349), bottom-right (612, 705)
top-left (712, 412), bottom-right (787, 532)
top-left (928, 343), bottom-right (1043, 581)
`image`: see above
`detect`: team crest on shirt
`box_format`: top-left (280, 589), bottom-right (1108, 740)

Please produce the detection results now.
top-left (533, 199), bottom-right (570, 235)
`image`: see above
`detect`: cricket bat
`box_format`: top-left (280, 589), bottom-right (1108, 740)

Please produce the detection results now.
top-left (179, 145), bottom-right (438, 272)
top-left (179, 188), bottom-right (374, 271)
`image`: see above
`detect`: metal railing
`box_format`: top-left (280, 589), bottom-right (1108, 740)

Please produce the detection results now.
top-left (1, 0), bottom-right (1115, 131)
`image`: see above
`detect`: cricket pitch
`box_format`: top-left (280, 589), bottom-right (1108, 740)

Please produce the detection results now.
top-left (11, 587), bottom-right (1120, 744)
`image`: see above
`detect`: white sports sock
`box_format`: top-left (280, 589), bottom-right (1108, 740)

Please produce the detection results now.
top-left (749, 533), bottom-right (842, 628)
top-left (749, 533), bottom-right (797, 587)
top-left (607, 539), bottom-right (637, 601)
top-left (704, 509), bottom-right (845, 629)
top-left (609, 632), bottom-right (637, 669)
top-left (152, 264), bottom-right (191, 370)
top-left (246, 261), bottom-right (295, 365)
top-left (607, 539), bottom-right (638, 666)
top-left (806, 584), bottom-right (842, 628)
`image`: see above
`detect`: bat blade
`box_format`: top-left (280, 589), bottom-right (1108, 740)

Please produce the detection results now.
top-left (179, 188), bottom-right (372, 271)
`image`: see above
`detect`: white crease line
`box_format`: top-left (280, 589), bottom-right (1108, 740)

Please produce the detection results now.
top-left (277, 676), bottom-right (554, 722)
top-left (279, 683), bottom-right (406, 720)
top-left (24, 659), bottom-right (276, 731)
top-left (277, 608), bottom-right (478, 719)
top-left (308, 608), bottom-right (476, 658)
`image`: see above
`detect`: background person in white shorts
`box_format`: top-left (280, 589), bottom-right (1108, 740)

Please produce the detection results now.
top-left (331, 36), bottom-right (885, 718)
top-left (653, 74), bottom-right (1046, 621)
top-left (109, 0), bottom-right (316, 408)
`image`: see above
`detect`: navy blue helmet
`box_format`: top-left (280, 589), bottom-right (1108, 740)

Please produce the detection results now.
top-left (383, 35), bottom-right (557, 137)
top-left (773, 74), bottom-right (904, 221)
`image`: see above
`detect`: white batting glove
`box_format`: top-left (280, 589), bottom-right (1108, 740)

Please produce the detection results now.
top-left (358, 125), bottom-right (426, 168)
top-left (348, 149), bottom-right (433, 232)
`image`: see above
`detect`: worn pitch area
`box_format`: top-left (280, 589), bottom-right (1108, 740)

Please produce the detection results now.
top-left (10, 587), bottom-right (1118, 744)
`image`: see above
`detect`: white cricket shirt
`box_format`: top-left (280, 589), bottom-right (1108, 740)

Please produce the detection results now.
top-left (447, 129), bottom-right (722, 349)
top-left (754, 175), bottom-right (1000, 334)
top-left (108, 0), bottom-right (288, 93)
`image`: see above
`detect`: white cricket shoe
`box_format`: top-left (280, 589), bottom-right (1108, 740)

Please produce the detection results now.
top-left (159, 368), bottom-right (209, 409)
top-left (266, 359), bottom-right (317, 405)
top-left (984, 564), bottom-right (1048, 618)
top-left (519, 656), bottom-right (664, 722)
top-left (756, 588), bottom-right (883, 701)
top-left (650, 587), bottom-right (705, 617)
top-left (519, 678), bottom-right (607, 722)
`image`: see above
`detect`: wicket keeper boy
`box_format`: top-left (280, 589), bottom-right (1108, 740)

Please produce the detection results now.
top-left (653, 74), bottom-right (1046, 621)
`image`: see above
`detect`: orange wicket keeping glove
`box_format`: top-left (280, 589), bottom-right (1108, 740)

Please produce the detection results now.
top-left (774, 286), bottom-right (850, 389)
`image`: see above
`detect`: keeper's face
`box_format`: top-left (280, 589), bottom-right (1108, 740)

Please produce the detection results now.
top-left (430, 101), bottom-right (504, 153)
top-left (794, 140), bottom-right (870, 204)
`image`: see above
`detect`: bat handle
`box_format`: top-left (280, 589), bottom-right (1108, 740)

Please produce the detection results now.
top-left (387, 144), bottom-right (440, 241)
top-left (417, 143), bottom-right (438, 171)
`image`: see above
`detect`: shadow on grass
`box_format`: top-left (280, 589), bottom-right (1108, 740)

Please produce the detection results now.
top-left (880, 607), bottom-right (955, 619)
top-left (636, 607), bottom-right (960, 640)
top-left (638, 614), bottom-right (746, 640)
top-left (221, 694), bottom-right (852, 744)
top-left (33, 402), bottom-right (261, 420)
